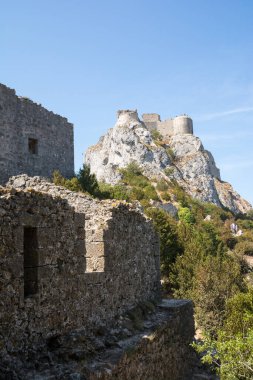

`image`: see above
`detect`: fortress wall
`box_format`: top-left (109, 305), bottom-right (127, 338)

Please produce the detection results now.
top-left (142, 113), bottom-right (160, 130)
top-left (0, 176), bottom-right (160, 358)
top-left (0, 84), bottom-right (74, 184)
top-left (157, 119), bottom-right (174, 138)
top-left (142, 112), bottom-right (194, 137)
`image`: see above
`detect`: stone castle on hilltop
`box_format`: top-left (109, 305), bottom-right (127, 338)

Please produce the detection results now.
top-left (116, 109), bottom-right (194, 140)
top-left (0, 83), bottom-right (74, 184)
top-left (142, 113), bottom-right (193, 138)
top-left (86, 109), bottom-right (252, 214)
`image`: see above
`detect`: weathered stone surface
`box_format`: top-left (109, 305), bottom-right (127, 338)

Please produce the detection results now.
top-left (1, 299), bottom-right (196, 380)
top-left (0, 83), bottom-right (74, 184)
top-left (85, 110), bottom-right (252, 214)
top-left (0, 175), bottom-right (160, 376)
top-left (88, 300), bottom-right (195, 380)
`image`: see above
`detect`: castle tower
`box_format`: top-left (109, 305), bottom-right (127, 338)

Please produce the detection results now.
top-left (173, 115), bottom-right (193, 135)
top-left (116, 110), bottom-right (140, 126)
top-left (0, 83), bottom-right (74, 184)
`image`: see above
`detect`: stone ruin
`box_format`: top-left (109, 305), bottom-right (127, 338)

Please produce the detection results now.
top-left (142, 112), bottom-right (193, 139)
top-left (0, 175), bottom-right (195, 379)
top-left (0, 85), bottom-right (196, 378)
top-left (0, 83), bottom-right (74, 185)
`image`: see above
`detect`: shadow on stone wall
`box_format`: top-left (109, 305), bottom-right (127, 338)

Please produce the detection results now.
top-left (0, 188), bottom-right (160, 367)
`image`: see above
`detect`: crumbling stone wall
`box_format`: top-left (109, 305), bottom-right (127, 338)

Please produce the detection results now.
top-left (0, 83), bottom-right (74, 184)
top-left (0, 176), bottom-right (160, 364)
top-left (89, 300), bottom-right (195, 380)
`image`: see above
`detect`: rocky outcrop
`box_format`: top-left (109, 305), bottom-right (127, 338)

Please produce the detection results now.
top-left (86, 110), bottom-right (170, 184)
top-left (85, 110), bottom-right (252, 214)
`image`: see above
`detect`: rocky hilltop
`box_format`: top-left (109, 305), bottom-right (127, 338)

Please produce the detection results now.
top-left (85, 110), bottom-right (252, 215)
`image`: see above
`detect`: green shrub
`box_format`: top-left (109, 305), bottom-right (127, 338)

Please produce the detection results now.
top-left (156, 180), bottom-right (169, 192)
top-left (164, 167), bottom-right (174, 177)
top-left (120, 162), bottom-right (143, 177)
top-left (223, 289), bottom-right (253, 335)
top-left (146, 208), bottom-right (182, 276)
top-left (77, 165), bottom-right (100, 196)
top-left (127, 175), bottom-right (149, 188)
top-left (143, 185), bottom-right (159, 200)
top-left (130, 187), bottom-right (145, 200)
top-left (192, 253), bottom-right (245, 334)
top-left (235, 241), bottom-right (253, 256)
top-left (161, 192), bottom-right (171, 201)
top-left (151, 129), bottom-right (163, 141)
top-left (165, 147), bottom-right (175, 160)
top-left (194, 289), bottom-right (253, 379)
top-left (239, 219), bottom-right (253, 229)
top-left (172, 184), bottom-right (189, 207)
top-left (98, 182), bottom-right (130, 201)
top-left (246, 210), bottom-right (253, 220)
top-left (53, 171), bottom-right (82, 192)
top-left (178, 207), bottom-right (195, 224)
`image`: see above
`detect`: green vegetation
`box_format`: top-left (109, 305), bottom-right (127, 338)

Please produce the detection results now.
top-left (164, 167), bottom-right (174, 177)
top-left (53, 166), bottom-right (101, 196)
top-left (156, 179), bottom-right (169, 192)
top-left (53, 170), bottom-right (82, 192)
top-left (165, 147), bottom-right (175, 161)
top-left (151, 129), bottom-right (163, 142)
top-left (178, 207), bottom-right (195, 224)
top-left (53, 164), bottom-right (253, 378)
top-left (194, 290), bottom-right (253, 379)
top-left (146, 208), bottom-right (181, 276)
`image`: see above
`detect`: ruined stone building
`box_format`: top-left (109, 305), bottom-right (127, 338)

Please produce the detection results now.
top-left (0, 176), bottom-right (194, 379)
top-left (0, 86), bottom-right (196, 378)
top-left (142, 113), bottom-right (193, 139)
top-left (0, 83), bottom-right (74, 184)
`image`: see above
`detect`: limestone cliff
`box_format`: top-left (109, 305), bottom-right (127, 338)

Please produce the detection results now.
top-left (85, 110), bottom-right (252, 214)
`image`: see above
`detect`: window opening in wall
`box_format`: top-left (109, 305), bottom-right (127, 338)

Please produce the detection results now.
top-left (28, 138), bottom-right (38, 154)
top-left (24, 227), bottom-right (38, 298)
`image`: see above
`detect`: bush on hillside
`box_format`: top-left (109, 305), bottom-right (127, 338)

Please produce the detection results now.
top-left (151, 129), bottom-right (163, 141)
top-left (193, 253), bottom-right (245, 334)
top-left (53, 171), bottom-right (82, 192)
top-left (165, 147), bottom-right (175, 160)
top-left (156, 180), bottom-right (169, 192)
top-left (178, 207), bottom-right (195, 224)
top-left (195, 289), bottom-right (253, 379)
top-left (146, 208), bottom-right (182, 276)
top-left (77, 165), bottom-right (100, 196)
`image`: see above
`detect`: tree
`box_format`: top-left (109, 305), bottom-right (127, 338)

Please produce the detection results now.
top-left (146, 208), bottom-right (182, 276)
top-left (195, 289), bottom-right (253, 379)
top-left (193, 253), bottom-right (245, 335)
top-left (77, 165), bottom-right (100, 196)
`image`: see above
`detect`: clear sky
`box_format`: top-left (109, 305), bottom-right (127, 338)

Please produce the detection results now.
top-left (1, 0), bottom-right (253, 204)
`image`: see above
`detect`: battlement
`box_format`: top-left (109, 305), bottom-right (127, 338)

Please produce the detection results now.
top-left (142, 112), bottom-right (193, 138)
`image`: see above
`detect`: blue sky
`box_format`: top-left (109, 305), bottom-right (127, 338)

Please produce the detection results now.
top-left (1, 0), bottom-right (253, 204)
